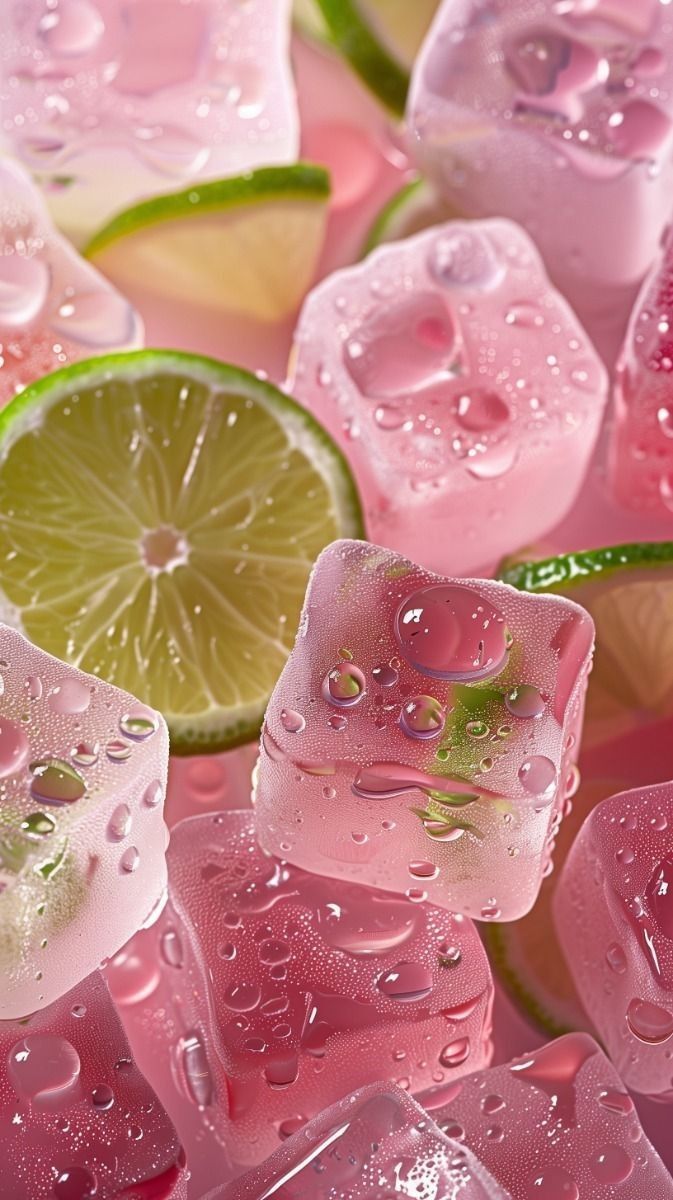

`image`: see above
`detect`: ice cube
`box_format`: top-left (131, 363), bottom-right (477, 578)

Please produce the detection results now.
top-left (407, 0), bottom-right (673, 322)
top-left (155, 809), bottom-right (493, 1169)
top-left (555, 779), bottom-right (673, 1099)
top-left (610, 229), bottom-right (673, 516)
top-left (1, 967), bottom-right (187, 1199)
top-left (215, 1081), bottom-right (509, 1199)
top-left (253, 539), bottom-right (594, 922)
top-left (0, 622), bottom-right (169, 1019)
top-left (0, 0), bottom-right (298, 244)
top-left (289, 220), bottom-right (607, 575)
top-left (0, 158), bottom-right (141, 404)
top-left (426, 1032), bottom-right (673, 1197)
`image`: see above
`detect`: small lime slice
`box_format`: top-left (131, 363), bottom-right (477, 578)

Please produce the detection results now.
top-left (362, 177), bottom-right (462, 255)
top-left (0, 350), bottom-right (363, 754)
top-left (315, 0), bottom-right (440, 114)
top-left (86, 164), bottom-right (330, 323)
top-left (492, 541), bottom-right (673, 1036)
top-left (293, 0), bottom-right (331, 42)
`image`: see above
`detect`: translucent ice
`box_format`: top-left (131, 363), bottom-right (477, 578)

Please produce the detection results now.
top-left (408, 0), bottom-right (673, 308)
top-left (157, 809), bottom-right (493, 1168)
top-left (428, 1032), bottom-right (673, 1198)
top-left (0, 0), bottom-right (298, 243)
top-left (610, 228), bottom-right (673, 516)
top-left (0, 623), bottom-right (169, 1019)
top-left (0, 158), bottom-right (141, 404)
top-left (253, 539), bottom-right (594, 922)
top-left (289, 220), bottom-right (607, 575)
top-left (1, 968), bottom-right (187, 1199)
top-left (216, 1082), bottom-right (509, 1199)
top-left (555, 779), bottom-right (673, 1099)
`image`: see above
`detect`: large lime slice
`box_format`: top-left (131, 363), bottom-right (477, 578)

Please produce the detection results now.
top-left (0, 350), bottom-right (363, 753)
top-left (490, 541), bottom-right (673, 1035)
top-left (315, 0), bottom-right (440, 114)
top-left (362, 177), bottom-right (462, 255)
top-left (85, 165), bottom-right (330, 322)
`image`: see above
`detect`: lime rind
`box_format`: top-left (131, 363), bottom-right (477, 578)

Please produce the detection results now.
top-left (500, 541), bottom-right (673, 594)
top-left (362, 177), bottom-right (426, 254)
top-left (315, 0), bottom-right (410, 115)
top-left (483, 924), bottom-right (579, 1040)
top-left (84, 163), bottom-right (330, 259)
top-left (0, 350), bottom-right (364, 755)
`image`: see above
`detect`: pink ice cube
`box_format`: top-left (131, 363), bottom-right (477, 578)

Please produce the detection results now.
top-left (554, 779), bottom-right (673, 1099)
top-left (427, 1032), bottom-right (673, 1197)
top-left (610, 228), bottom-right (673, 516)
top-left (0, 158), bottom-right (141, 404)
top-left (154, 808), bottom-right (493, 1169)
top-left (408, 0), bottom-right (673, 320)
top-left (253, 539), bottom-right (594, 922)
top-left (0, 0), bottom-right (298, 244)
top-left (289, 220), bottom-right (607, 576)
top-left (216, 1082), bottom-right (508, 1199)
top-left (0, 622), bottom-right (169, 1019)
top-left (1, 968), bottom-right (187, 1199)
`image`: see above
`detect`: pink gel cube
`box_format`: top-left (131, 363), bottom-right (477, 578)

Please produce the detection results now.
top-left (0, 158), bottom-right (141, 405)
top-left (0, 0), bottom-right (298, 243)
top-left (428, 1032), bottom-right (673, 1198)
top-left (155, 808), bottom-right (493, 1169)
top-left (216, 1082), bottom-right (508, 1199)
top-left (408, 0), bottom-right (673, 318)
top-left (1, 968), bottom-right (187, 1199)
top-left (289, 219), bottom-right (607, 577)
top-left (0, 623), bottom-right (169, 1019)
top-left (555, 779), bottom-right (673, 1099)
top-left (253, 539), bottom-right (594, 922)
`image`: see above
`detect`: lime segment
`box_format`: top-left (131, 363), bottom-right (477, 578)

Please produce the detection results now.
top-left (0, 351), bottom-right (363, 753)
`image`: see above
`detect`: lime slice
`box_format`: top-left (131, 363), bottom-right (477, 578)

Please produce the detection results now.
top-left (0, 350), bottom-right (363, 754)
top-left (294, 0), bottom-right (330, 42)
top-left (362, 177), bottom-right (462, 255)
top-left (491, 541), bottom-right (673, 1035)
top-left (85, 165), bottom-right (330, 323)
top-left (315, 0), bottom-right (440, 114)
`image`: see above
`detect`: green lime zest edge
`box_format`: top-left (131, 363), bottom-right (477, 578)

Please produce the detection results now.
top-left (499, 541), bottom-right (673, 594)
top-left (361, 177), bottom-right (426, 256)
top-left (84, 163), bottom-right (331, 258)
top-left (316, 0), bottom-right (410, 115)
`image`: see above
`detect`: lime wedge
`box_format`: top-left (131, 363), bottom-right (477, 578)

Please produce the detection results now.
top-left (294, 0), bottom-right (330, 42)
top-left (362, 177), bottom-right (462, 255)
top-left (0, 350), bottom-right (363, 754)
top-left (315, 0), bottom-right (440, 114)
top-left (86, 165), bottom-right (330, 323)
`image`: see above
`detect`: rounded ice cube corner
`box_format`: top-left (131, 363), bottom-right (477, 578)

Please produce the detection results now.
top-left (288, 217), bottom-right (608, 576)
top-left (0, 622), bottom-right (169, 1020)
top-left (554, 776), bottom-right (673, 1100)
top-left (252, 538), bottom-right (595, 923)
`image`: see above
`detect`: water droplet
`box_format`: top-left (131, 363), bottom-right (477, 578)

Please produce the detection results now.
top-left (38, 0), bottom-right (105, 56)
top-left (20, 811), bottom-right (56, 838)
top-left (108, 803), bottom-right (131, 841)
top-left (598, 1088), bottom-right (634, 1116)
top-left (143, 779), bottom-right (163, 808)
top-left (439, 1038), bottom-right (470, 1067)
top-left (395, 584), bottom-right (508, 681)
top-left (53, 1165), bottom-right (98, 1200)
top-left (438, 943), bottom-right (462, 967)
top-left (606, 943), bottom-right (627, 974)
top-left (408, 861), bottom-right (439, 880)
top-left (218, 942), bottom-right (236, 960)
top-left (160, 927), bottom-right (183, 969)
top-left (120, 847), bottom-right (140, 873)
top-left (657, 406), bottom-right (673, 438)
top-left (328, 714), bottom-right (348, 731)
top-left (372, 663), bottom-right (399, 688)
top-left (466, 720), bottom-right (490, 739)
top-left (646, 856), bottom-right (673, 939)
top-left (344, 293), bottom-right (458, 400)
top-left (47, 678), bottom-right (91, 714)
top-left (25, 675), bottom-right (43, 701)
top-left (30, 759), bottom-right (86, 805)
top-left (589, 1145), bottom-right (633, 1185)
top-left (119, 708), bottom-right (159, 740)
top-left (224, 981), bottom-right (261, 1012)
top-left (505, 302), bottom-right (545, 329)
top-left (430, 228), bottom-right (504, 291)
top-left (482, 1093), bottom-right (505, 1114)
top-left (71, 742), bottom-right (98, 768)
top-left (322, 663), bottom-right (366, 707)
top-left (518, 756), bottom-right (557, 798)
top-left (91, 1084), bottom-right (114, 1110)
top-left (400, 695), bottom-right (445, 740)
top-left (505, 685), bottom-right (545, 719)
top-left (259, 939), bottom-right (291, 965)
top-left (8, 1035), bottom-right (81, 1106)
top-left (0, 718), bottom-right (30, 777)
top-left (106, 739), bottom-right (132, 763)
top-left (264, 1053), bottom-right (299, 1088)
top-left (523, 1166), bottom-right (579, 1200)
top-left (377, 962), bottom-right (433, 1002)
top-left (626, 998), bottom-right (673, 1044)
top-left (280, 709), bottom-right (306, 734)
top-left (650, 814), bottom-right (668, 833)
top-left (616, 846), bottom-right (635, 865)
top-left (71, 1004), bottom-right (86, 1019)
top-left (180, 1031), bottom-right (213, 1108)
top-left (454, 389), bottom-right (510, 433)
